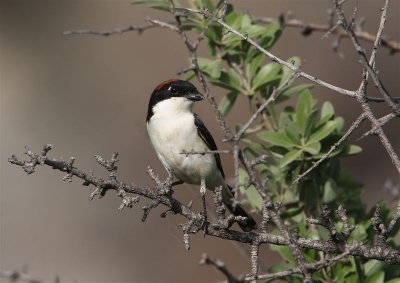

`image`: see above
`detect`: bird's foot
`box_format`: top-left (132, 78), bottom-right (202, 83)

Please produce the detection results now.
top-left (200, 215), bottom-right (209, 235)
top-left (200, 179), bottom-right (208, 235)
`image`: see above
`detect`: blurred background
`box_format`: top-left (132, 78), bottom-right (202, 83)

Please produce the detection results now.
top-left (1, 0), bottom-right (399, 282)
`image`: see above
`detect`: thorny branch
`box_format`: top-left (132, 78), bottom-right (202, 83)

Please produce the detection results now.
top-left (9, 145), bottom-right (400, 280)
top-left (259, 13), bottom-right (400, 54)
top-left (330, 0), bottom-right (400, 174)
top-left (64, 20), bottom-right (176, 36)
top-left (9, 1), bottom-right (400, 282)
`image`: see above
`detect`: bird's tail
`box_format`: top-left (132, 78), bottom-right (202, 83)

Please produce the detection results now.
top-left (222, 185), bottom-right (257, 232)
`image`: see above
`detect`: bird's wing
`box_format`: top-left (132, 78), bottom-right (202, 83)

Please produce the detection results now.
top-left (193, 113), bottom-right (225, 179)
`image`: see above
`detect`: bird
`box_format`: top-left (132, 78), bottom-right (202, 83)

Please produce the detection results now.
top-left (146, 79), bottom-right (256, 231)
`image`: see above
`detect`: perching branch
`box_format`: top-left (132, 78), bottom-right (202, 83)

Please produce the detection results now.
top-left (9, 146), bottom-right (400, 278)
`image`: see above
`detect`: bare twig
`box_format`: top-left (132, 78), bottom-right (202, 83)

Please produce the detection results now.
top-left (249, 242), bottom-right (260, 280)
top-left (333, 0), bottom-right (399, 112)
top-left (146, 16), bottom-right (179, 32)
top-left (200, 254), bottom-right (241, 283)
top-left (259, 15), bottom-right (400, 53)
top-left (328, 0), bottom-right (400, 175)
top-left (64, 22), bottom-right (162, 36)
top-left (366, 96), bottom-right (400, 103)
top-left (180, 149), bottom-right (232, 155)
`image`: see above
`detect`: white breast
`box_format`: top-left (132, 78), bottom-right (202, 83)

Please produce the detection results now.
top-left (147, 97), bottom-right (224, 188)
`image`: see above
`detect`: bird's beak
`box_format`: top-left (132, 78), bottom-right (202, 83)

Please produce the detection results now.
top-left (186, 91), bottom-right (204, 101)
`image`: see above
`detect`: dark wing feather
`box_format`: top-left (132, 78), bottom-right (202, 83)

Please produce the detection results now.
top-left (193, 113), bottom-right (225, 179)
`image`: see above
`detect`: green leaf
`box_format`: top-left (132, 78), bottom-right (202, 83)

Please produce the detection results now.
top-left (335, 266), bottom-right (357, 283)
top-left (304, 142), bottom-right (321, 155)
top-left (245, 53), bottom-right (264, 80)
top-left (131, 0), bottom-right (172, 11)
top-left (180, 70), bottom-right (196, 81)
top-left (245, 25), bottom-right (268, 42)
top-left (241, 14), bottom-right (252, 28)
top-left (258, 131), bottom-right (295, 148)
top-left (263, 20), bottom-right (281, 36)
top-left (266, 104), bottom-right (279, 130)
top-left (343, 145), bottom-right (362, 156)
top-left (352, 257), bottom-right (364, 283)
top-left (268, 262), bottom-right (293, 273)
top-left (320, 101), bottom-right (335, 123)
top-left (197, 57), bottom-right (221, 79)
top-left (307, 121), bottom-right (337, 144)
top-left (222, 12), bottom-right (244, 47)
top-left (295, 89), bottom-right (313, 134)
top-left (246, 22), bottom-right (281, 59)
top-left (192, 0), bottom-right (214, 10)
top-left (261, 21), bottom-right (281, 48)
top-left (205, 38), bottom-right (217, 56)
top-left (334, 116), bottom-right (345, 132)
top-left (366, 271), bottom-right (384, 283)
top-left (386, 279), bottom-right (400, 283)
top-left (224, 11), bottom-right (243, 28)
top-left (205, 25), bottom-right (221, 42)
top-left (364, 260), bottom-right (384, 277)
top-left (278, 84), bottom-right (314, 102)
top-left (278, 110), bottom-right (300, 139)
top-left (280, 149), bottom-right (303, 167)
top-left (239, 169), bottom-right (262, 210)
top-left (351, 222), bottom-right (368, 241)
top-left (218, 92), bottom-right (238, 116)
top-left (241, 186), bottom-right (263, 210)
top-left (285, 128), bottom-right (300, 145)
top-left (279, 202), bottom-right (303, 218)
top-left (269, 245), bottom-right (296, 264)
top-left (303, 109), bottom-right (318, 139)
top-left (323, 179), bottom-right (337, 203)
top-left (204, 24), bottom-right (223, 55)
top-left (251, 62), bottom-right (281, 92)
top-left (210, 69), bottom-right (241, 92)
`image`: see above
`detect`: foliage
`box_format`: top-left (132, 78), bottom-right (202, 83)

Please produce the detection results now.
top-left (133, 0), bottom-right (400, 281)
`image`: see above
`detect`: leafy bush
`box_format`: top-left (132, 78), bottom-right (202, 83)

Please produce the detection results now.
top-left (130, 1), bottom-right (400, 281)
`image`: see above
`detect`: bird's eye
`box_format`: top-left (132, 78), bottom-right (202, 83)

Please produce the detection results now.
top-left (168, 86), bottom-right (178, 94)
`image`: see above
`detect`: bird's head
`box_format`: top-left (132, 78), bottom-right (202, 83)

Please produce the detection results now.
top-left (147, 79), bottom-right (203, 122)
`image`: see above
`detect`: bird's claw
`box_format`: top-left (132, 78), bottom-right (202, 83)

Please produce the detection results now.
top-left (200, 213), bottom-right (209, 236)
top-left (200, 179), bottom-right (208, 236)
